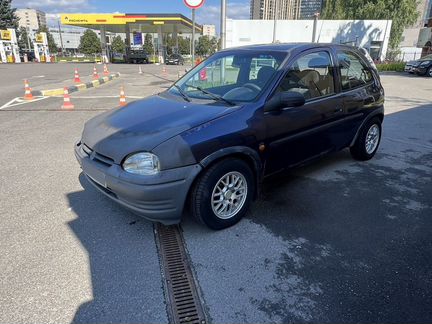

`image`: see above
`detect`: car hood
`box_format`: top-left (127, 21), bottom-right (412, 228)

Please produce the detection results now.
top-left (81, 93), bottom-right (237, 163)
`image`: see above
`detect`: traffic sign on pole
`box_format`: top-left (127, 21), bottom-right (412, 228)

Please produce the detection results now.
top-left (184, 0), bottom-right (205, 66)
top-left (183, 0), bottom-right (205, 9)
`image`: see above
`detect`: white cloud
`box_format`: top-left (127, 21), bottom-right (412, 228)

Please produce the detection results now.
top-left (196, 1), bottom-right (250, 35)
top-left (12, 0), bottom-right (92, 13)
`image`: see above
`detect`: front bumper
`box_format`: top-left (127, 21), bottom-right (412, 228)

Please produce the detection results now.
top-left (74, 141), bottom-right (202, 225)
top-left (414, 67), bottom-right (428, 75)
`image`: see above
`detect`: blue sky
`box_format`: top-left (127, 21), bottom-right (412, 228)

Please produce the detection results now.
top-left (12, 0), bottom-right (250, 31)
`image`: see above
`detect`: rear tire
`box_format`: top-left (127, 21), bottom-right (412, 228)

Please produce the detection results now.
top-left (190, 158), bottom-right (254, 230)
top-left (350, 117), bottom-right (382, 161)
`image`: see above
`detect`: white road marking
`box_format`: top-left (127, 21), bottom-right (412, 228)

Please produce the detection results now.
top-left (0, 96), bottom-right (49, 109)
top-left (0, 98), bottom-right (19, 110)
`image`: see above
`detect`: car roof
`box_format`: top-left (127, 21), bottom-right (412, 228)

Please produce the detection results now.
top-left (221, 42), bottom-right (359, 54)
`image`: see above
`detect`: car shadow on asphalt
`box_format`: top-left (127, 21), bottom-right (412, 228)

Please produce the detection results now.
top-left (66, 174), bottom-right (167, 324)
top-left (66, 105), bottom-right (432, 323)
top-left (244, 105), bottom-right (432, 322)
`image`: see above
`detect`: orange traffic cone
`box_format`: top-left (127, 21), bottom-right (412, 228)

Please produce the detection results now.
top-left (103, 64), bottom-right (109, 76)
top-left (119, 86), bottom-right (126, 107)
top-left (74, 68), bottom-right (81, 83)
top-left (162, 66), bottom-right (168, 77)
top-left (92, 66), bottom-right (99, 80)
top-left (61, 87), bottom-right (74, 109)
top-left (24, 79), bottom-right (34, 100)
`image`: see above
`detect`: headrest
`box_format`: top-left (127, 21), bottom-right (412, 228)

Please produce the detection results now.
top-left (308, 57), bottom-right (329, 69)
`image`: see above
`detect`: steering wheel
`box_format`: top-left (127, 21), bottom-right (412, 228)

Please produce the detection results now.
top-left (242, 83), bottom-right (261, 92)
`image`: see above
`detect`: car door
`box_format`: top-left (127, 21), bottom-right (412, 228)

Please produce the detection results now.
top-left (264, 49), bottom-right (346, 174)
top-left (336, 50), bottom-right (383, 145)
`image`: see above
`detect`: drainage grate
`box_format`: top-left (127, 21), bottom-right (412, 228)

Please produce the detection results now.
top-left (155, 224), bottom-right (206, 324)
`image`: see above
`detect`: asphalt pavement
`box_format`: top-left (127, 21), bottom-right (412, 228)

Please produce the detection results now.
top-left (0, 64), bottom-right (431, 323)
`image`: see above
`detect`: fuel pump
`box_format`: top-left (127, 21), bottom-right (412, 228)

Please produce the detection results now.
top-left (0, 29), bottom-right (21, 63)
top-left (33, 32), bottom-right (50, 63)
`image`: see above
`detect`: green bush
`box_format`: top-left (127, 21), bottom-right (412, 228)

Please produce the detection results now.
top-left (376, 62), bottom-right (405, 72)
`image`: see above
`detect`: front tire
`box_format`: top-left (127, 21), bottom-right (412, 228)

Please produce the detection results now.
top-left (350, 117), bottom-right (382, 161)
top-left (427, 66), bottom-right (432, 78)
top-left (190, 158), bottom-right (255, 230)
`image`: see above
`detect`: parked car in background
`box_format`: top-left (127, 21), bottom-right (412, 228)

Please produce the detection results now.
top-left (412, 56), bottom-right (432, 77)
top-left (166, 54), bottom-right (185, 65)
top-left (405, 54), bottom-right (432, 74)
top-left (19, 50), bottom-right (35, 62)
top-left (128, 49), bottom-right (149, 64)
top-left (75, 43), bottom-right (385, 230)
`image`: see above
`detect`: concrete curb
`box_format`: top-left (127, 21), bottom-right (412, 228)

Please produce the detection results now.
top-left (31, 72), bottom-right (121, 97)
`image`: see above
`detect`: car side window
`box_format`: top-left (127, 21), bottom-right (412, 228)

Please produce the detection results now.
top-left (338, 51), bottom-right (373, 91)
top-left (277, 51), bottom-right (335, 101)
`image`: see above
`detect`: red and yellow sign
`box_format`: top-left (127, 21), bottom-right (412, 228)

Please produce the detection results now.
top-left (61, 14), bottom-right (190, 25)
top-left (0, 30), bottom-right (12, 40)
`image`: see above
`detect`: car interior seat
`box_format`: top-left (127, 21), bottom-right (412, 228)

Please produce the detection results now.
top-left (255, 66), bottom-right (276, 88)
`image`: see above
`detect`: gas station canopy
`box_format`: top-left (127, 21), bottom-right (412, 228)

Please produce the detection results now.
top-left (60, 13), bottom-right (202, 34)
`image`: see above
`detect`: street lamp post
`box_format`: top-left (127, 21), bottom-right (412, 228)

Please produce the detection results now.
top-left (220, 0), bottom-right (226, 49)
top-left (58, 19), bottom-right (64, 54)
top-left (272, 0), bottom-right (278, 43)
top-left (312, 12), bottom-right (320, 43)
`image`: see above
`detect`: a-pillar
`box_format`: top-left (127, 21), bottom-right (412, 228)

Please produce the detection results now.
top-left (100, 25), bottom-right (109, 63)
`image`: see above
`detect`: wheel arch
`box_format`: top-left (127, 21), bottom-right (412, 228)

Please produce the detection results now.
top-left (188, 146), bottom-right (263, 203)
top-left (350, 108), bottom-right (384, 147)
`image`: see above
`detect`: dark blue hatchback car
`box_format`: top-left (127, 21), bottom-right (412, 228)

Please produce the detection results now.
top-left (75, 43), bottom-right (385, 229)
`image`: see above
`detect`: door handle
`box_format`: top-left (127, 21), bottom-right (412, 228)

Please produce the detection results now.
top-left (333, 107), bottom-right (343, 114)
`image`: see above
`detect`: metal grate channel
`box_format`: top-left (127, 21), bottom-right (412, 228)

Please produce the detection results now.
top-left (155, 224), bottom-right (206, 324)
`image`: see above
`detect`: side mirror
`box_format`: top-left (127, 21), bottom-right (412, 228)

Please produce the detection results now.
top-left (265, 91), bottom-right (305, 112)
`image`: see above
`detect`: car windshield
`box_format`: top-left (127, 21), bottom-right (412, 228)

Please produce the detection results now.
top-left (169, 51), bottom-right (287, 104)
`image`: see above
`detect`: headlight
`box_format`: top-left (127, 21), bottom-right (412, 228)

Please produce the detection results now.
top-left (122, 152), bottom-right (160, 175)
top-left (420, 61), bottom-right (431, 66)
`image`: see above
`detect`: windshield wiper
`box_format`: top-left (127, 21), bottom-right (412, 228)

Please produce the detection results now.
top-left (185, 84), bottom-right (236, 106)
top-left (173, 85), bottom-right (191, 102)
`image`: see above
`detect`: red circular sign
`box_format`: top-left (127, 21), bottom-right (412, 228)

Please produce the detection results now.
top-left (184, 0), bottom-right (205, 9)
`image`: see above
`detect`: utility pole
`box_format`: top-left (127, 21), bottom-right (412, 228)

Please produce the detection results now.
top-left (26, 26), bottom-right (31, 51)
top-left (220, 0), bottom-right (226, 49)
top-left (312, 13), bottom-right (320, 43)
top-left (58, 19), bottom-right (64, 54)
top-left (272, 0), bottom-right (278, 43)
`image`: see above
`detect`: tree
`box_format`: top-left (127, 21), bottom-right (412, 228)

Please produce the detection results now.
top-left (178, 36), bottom-right (190, 55)
top-left (164, 34), bottom-right (175, 55)
top-left (196, 35), bottom-right (218, 56)
top-left (78, 29), bottom-right (101, 55)
top-left (18, 26), bottom-right (31, 50)
top-left (322, 0), bottom-right (419, 49)
top-left (111, 35), bottom-right (125, 53)
top-left (0, 0), bottom-right (19, 30)
top-left (143, 33), bottom-right (154, 54)
top-left (38, 26), bottom-right (58, 53)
